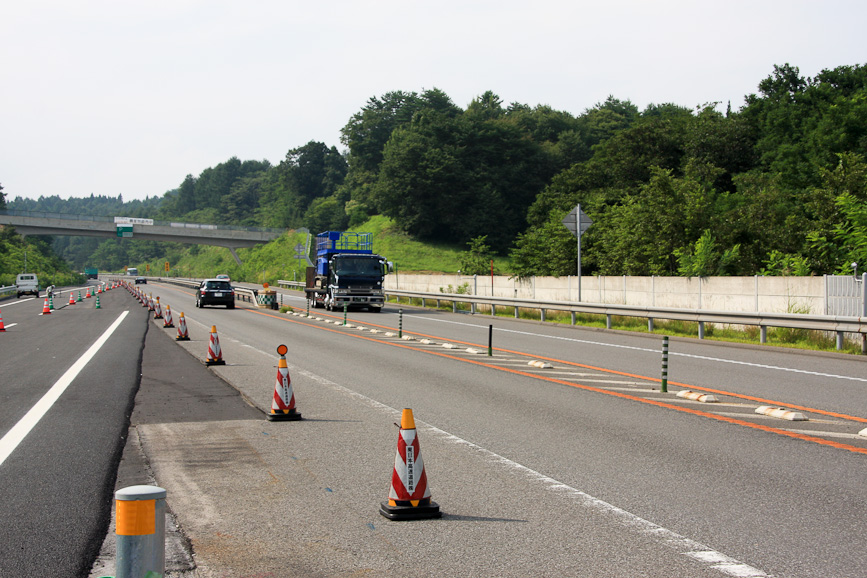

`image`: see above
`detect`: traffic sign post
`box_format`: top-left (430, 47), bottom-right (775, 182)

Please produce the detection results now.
top-left (562, 204), bottom-right (593, 302)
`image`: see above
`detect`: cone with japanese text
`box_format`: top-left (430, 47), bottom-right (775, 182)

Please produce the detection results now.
top-left (175, 312), bottom-right (190, 341)
top-left (41, 298), bottom-right (51, 315)
top-left (163, 305), bottom-right (174, 328)
top-left (379, 408), bottom-right (441, 520)
top-left (267, 344), bottom-right (302, 421)
top-left (153, 297), bottom-right (163, 320)
top-left (205, 325), bottom-right (225, 366)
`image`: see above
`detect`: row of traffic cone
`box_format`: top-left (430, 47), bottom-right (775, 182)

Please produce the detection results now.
top-left (119, 279), bottom-right (438, 521)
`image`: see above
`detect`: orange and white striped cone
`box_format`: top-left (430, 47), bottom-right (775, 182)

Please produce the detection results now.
top-left (175, 312), bottom-right (190, 341)
top-left (85, 287), bottom-right (92, 298)
top-left (68, 293), bottom-right (76, 306)
top-left (205, 325), bottom-right (225, 366)
top-left (163, 305), bottom-right (174, 328)
top-left (0, 309), bottom-right (6, 331)
top-left (153, 297), bottom-right (163, 320)
top-left (41, 298), bottom-right (52, 315)
top-left (379, 409), bottom-right (441, 520)
top-left (268, 344), bottom-right (302, 421)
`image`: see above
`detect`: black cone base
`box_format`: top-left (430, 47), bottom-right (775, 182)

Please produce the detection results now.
top-left (176, 336), bottom-right (190, 341)
top-left (379, 500), bottom-right (441, 520)
top-left (205, 359), bottom-right (226, 366)
top-left (267, 409), bottom-right (302, 421)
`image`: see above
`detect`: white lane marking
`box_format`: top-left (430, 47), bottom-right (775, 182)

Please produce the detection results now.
top-left (414, 315), bottom-right (867, 383)
top-left (226, 340), bottom-right (772, 578)
top-left (0, 311), bottom-right (129, 467)
top-left (4, 323), bottom-right (18, 329)
top-left (1, 298), bottom-right (37, 307)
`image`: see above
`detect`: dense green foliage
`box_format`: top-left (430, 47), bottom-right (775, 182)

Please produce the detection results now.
top-left (4, 63), bottom-right (866, 279)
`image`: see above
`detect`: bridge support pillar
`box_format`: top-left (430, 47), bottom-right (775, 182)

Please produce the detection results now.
top-left (229, 247), bottom-right (243, 266)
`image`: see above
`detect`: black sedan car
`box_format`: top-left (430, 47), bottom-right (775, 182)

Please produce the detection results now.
top-left (195, 279), bottom-right (235, 308)
top-left (135, 276), bottom-right (147, 284)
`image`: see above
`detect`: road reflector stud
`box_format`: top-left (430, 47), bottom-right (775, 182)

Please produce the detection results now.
top-left (205, 325), bottom-right (225, 366)
top-left (268, 344), bottom-right (302, 421)
top-left (676, 390), bottom-right (719, 403)
top-left (755, 406), bottom-right (808, 421)
top-left (175, 312), bottom-right (190, 341)
top-left (380, 408), bottom-right (441, 521)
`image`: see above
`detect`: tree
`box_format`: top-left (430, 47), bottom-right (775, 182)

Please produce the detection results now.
top-left (459, 236), bottom-right (493, 275)
top-left (0, 182), bottom-right (5, 209)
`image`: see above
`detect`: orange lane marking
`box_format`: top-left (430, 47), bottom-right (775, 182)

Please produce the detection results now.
top-left (244, 308), bottom-right (867, 455)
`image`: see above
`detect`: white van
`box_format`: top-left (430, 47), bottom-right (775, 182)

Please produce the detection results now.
top-left (15, 273), bottom-right (40, 298)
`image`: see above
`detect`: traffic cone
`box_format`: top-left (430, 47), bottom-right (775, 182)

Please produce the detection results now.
top-left (268, 344), bottom-right (302, 421)
top-left (163, 305), bottom-right (174, 328)
top-left (154, 297), bottom-right (163, 320)
top-left (0, 309), bottom-right (6, 331)
top-left (95, 295), bottom-right (101, 309)
top-left (85, 287), bottom-right (92, 298)
top-left (205, 325), bottom-right (225, 366)
top-left (77, 291), bottom-right (83, 302)
top-left (97, 285), bottom-right (102, 294)
top-left (175, 312), bottom-right (190, 341)
top-left (41, 298), bottom-right (51, 315)
top-left (379, 409), bottom-right (441, 520)
top-left (48, 296), bottom-right (54, 311)
top-left (69, 293), bottom-right (76, 306)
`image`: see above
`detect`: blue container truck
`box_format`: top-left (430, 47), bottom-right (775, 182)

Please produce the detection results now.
top-left (305, 231), bottom-right (391, 312)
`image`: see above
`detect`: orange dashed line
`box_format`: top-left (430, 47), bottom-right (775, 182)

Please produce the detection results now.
top-left (244, 309), bottom-right (867, 456)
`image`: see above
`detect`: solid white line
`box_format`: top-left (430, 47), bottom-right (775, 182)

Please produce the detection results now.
top-left (0, 311), bottom-right (129, 467)
top-left (415, 315), bottom-right (867, 383)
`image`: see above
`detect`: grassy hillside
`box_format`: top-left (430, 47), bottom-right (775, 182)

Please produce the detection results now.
top-left (140, 216), bottom-right (512, 283)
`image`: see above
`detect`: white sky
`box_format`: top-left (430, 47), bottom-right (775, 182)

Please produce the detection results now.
top-left (1, 0), bottom-right (864, 202)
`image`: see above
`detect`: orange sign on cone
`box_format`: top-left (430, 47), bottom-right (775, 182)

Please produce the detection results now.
top-left (175, 312), bottom-right (190, 341)
top-left (205, 325), bottom-right (225, 366)
top-left (380, 409), bottom-right (441, 520)
top-left (268, 344), bottom-right (302, 421)
top-left (41, 298), bottom-right (51, 315)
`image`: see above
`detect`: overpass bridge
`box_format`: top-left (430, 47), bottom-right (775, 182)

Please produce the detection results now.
top-left (0, 209), bottom-right (286, 265)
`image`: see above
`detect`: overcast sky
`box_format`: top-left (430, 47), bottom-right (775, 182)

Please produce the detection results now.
top-left (2, 0), bottom-right (864, 202)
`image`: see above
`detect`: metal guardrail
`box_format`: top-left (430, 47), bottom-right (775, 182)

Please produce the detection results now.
top-left (0, 285), bottom-right (16, 298)
top-left (384, 289), bottom-right (867, 352)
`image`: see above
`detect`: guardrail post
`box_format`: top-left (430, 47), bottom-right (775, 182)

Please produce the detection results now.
top-left (452, 301), bottom-right (457, 313)
top-left (490, 303), bottom-right (495, 316)
top-left (660, 336), bottom-right (669, 393)
top-left (571, 311), bottom-right (576, 325)
top-left (760, 325), bottom-right (767, 343)
top-left (115, 485), bottom-right (166, 578)
top-left (836, 331), bottom-right (844, 350)
top-left (648, 318), bottom-right (654, 332)
top-left (540, 308), bottom-right (546, 322)
top-left (606, 314), bottom-right (611, 329)
top-left (514, 306), bottom-right (519, 318)
top-left (698, 321), bottom-right (705, 339)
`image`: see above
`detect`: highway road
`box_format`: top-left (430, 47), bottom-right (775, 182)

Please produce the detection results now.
top-left (4, 280), bottom-right (867, 577)
top-left (0, 284), bottom-right (147, 577)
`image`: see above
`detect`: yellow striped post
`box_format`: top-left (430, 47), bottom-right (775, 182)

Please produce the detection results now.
top-left (115, 485), bottom-right (166, 578)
